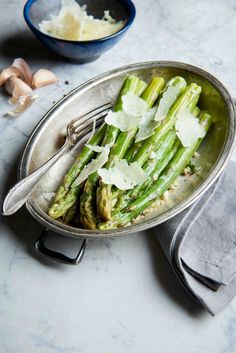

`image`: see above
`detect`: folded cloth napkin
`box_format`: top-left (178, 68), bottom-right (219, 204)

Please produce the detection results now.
top-left (156, 161), bottom-right (236, 315)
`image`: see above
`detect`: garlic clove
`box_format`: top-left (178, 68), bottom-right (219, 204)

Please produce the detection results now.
top-left (12, 58), bottom-right (32, 86)
top-left (31, 69), bottom-right (58, 88)
top-left (0, 66), bottom-right (21, 87)
top-left (6, 94), bottom-right (38, 117)
top-left (5, 77), bottom-right (32, 100)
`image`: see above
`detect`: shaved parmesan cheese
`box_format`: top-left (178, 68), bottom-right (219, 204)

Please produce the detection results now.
top-left (105, 110), bottom-right (141, 132)
top-left (105, 92), bottom-right (149, 132)
top-left (122, 92), bottom-right (149, 117)
top-left (175, 110), bottom-right (206, 147)
top-left (98, 160), bottom-right (148, 190)
top-left (72, 145), bottom-right (110, 187)
top-left (86, 117), bottom-right (97, 142)
top-left (39, 0), bottom-right (124, 41)
top-left (86, 144), bottom-right (107, 153)
top-left (135, 107), bottom-right (158, 142)
top-left (155, 85), bottom-right (180, 121)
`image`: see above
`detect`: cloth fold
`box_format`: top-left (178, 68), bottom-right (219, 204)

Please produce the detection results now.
top-left (156, 161), bottom-right (236, 315)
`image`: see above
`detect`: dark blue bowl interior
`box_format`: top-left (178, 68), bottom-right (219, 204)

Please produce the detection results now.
top-left (24, 0), bottom-right (135, 62)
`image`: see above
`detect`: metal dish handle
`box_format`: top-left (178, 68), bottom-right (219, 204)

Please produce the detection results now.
top-left (34, 228), bottom-right (88, 265)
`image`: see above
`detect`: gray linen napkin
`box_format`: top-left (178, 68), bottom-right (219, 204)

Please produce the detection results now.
top-left (156, 161), bottom-right (236, 315)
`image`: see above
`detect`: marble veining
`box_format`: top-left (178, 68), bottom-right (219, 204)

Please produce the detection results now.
top-left (0, 0), bottom-right (236, 352)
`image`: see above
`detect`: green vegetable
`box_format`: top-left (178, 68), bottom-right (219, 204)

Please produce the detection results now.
top-left (132, 83), bottom-right (201, 166)
top-left (97, 76), bottom-right (190, 221)
top-left (96, 76), bottom-right (166, 221)
top-left (99, 112), bottom-right (212, 229)
top-left (63, 202), bottom-right (78, 224)
top-left (114, 105), bottom-right (201, 212)
top-left (115, 129), bottom-right (178, 212)
top-left (79, 78), bottom-right (147, 229)
top-left (48, 76), bottom-right (142, 220)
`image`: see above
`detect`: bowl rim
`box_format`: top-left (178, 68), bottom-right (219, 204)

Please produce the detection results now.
top-left (23, 0), bottom-right (136, 44)
top-left (19, 61), bottom-right (236, 239)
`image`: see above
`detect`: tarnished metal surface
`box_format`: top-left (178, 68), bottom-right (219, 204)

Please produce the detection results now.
top-left (19, 61), bottom-right (236, 239)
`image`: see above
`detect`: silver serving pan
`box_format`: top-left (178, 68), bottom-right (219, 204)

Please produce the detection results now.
top-left (19, 61), bottom-right (235, 264)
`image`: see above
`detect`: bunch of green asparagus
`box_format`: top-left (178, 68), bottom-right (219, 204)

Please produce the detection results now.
top-left (48, 74), bottom-right (213, 230)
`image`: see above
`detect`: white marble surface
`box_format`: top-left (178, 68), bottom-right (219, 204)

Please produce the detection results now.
top-left (1, 0), bottom-right (236, 352)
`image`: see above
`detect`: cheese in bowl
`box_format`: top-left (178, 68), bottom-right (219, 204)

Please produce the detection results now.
top-left (39, 0), bottom-right (125, 41)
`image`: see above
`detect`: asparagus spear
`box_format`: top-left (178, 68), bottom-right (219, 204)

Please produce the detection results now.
top-left (52, 123), bottom-right (107, 204)
top-left (79, 79), bottom-right (148, 229)
top-left (114, 105), bottom-right (201, 212)
top-left (131, 83), bottom-right (201, 166)
top-left (63, 202), bottom-right (78, 224)
top-left (48, 76), bottom-right (144, 220)
top-left (99, 112), bottom-right (212, 229)
top-left (101, 77), bottom-right (147, 147)
top-left (115, 129), bottom-right (178, 212)
top-left (96, 76), bottom-right (166, 221)
top-left (80, 77), bottom-right (163, 229)
top-left (97, 77), bottom-right (193, 221)
top-left (124, 142), bottom-right (142, 163)
top-left (63, 79), bottom-right (147, 226)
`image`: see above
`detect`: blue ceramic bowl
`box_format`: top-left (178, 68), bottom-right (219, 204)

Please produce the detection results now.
top-left (23, 0), bottom-right (136, 62)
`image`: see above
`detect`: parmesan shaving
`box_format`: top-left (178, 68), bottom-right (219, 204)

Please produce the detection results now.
top-left (135, 107), bottom-right (158, 142)
top-left (87, 118), bottom-right (97, 142)
top-left (98, 160), bottom-right (148, 190)
top-left (154, 84), bottom-right (180, 121)
top-left (72, 145), bottom-right (110, 187)
top-left (39, 0), bottom-right (124, 41)
top-left (122, 92), bottom-right (149, 117)
top-left (105, 110), bottom-right (141, 132)
top-left (105, 92), bottom-right (149, 132)
top-left (175, 110), bottom-right (206, 147)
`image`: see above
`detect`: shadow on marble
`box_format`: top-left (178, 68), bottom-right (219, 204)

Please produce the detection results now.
top-left (0, 30), bottom-right (59, 64)
top-left (143, 231), bottom-right (205, 318)
top-left (0, 30), bottom-right (95, 65)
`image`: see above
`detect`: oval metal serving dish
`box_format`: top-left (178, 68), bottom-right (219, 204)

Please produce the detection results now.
top-left (19, 61), bottom-right (235, 239)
